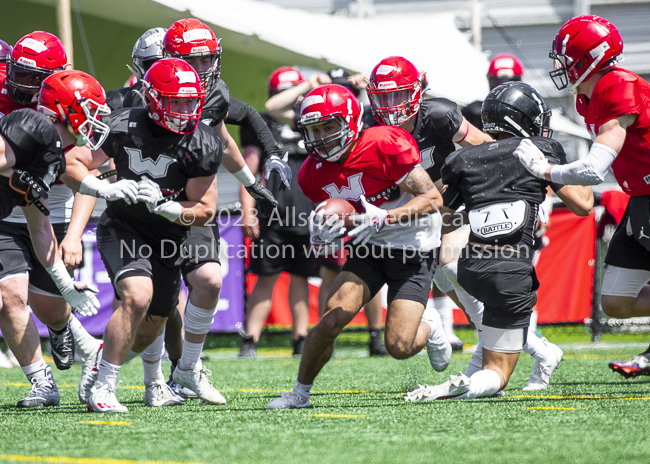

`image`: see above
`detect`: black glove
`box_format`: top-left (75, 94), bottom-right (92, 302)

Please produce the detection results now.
top-left (264, 152), bottom-right (292, 191)
top-left (245, 180), bottom-right (278, 217)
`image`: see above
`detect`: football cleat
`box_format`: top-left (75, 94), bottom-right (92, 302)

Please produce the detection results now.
top-left (16, 366), bottom-right (60, 408)
top-left (78, 342), bottom-right (103, 404)
top-left (168, 365), bottom-right (197, 399)
top-left (87, 380), bottom-right (128, 413)
top-left (422, 306), bottom-right (452, 371)
top-left (144, 379), bottom-right (184, 407)
top-left (523, 338), bottom-right (563, 391)
top-left (48, 323), bottom-right (75, 370)
top-left (172, 364), bottom-right (226, 405)
top-left (238, 336), bottom-right (257, 358)
top-left (448, 335), bottom-right (465, 352)
top-left (609, 353), bottom-right (650, 379)
top-left (404, 372), bottom-right (471, 402)
top-left (266, 391), bottom-right (310, 410)
top-left (293, 336), bottom-right (306, 356)
top-left (369, 330), bottom-right (389, 356)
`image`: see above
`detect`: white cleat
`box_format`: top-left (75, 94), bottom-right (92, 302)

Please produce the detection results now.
top-left (87, 380), bottom-right (128, 413)
top-left (266, 391), bottom-right (310, 410)
top-left (144, 380), bottom-right (184, 407)
top-left (78, 343), bottom-right (103, 404)
top-left (523, 338), bottom-right (563, 391)
top-left (404, 372), bottom-right (471, 402)
top-left (172, 365), bottom-right (226, 405)
top-left (422, 306), bottom-right (452, 372)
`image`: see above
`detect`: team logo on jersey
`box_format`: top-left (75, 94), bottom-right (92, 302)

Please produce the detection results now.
top-left (644, 174), bottom-right (650, 185)
top-left (322, 172), bottom-right (365, 201)
top-left (420, 146), bottom-right (435, 169)
top-left (125, 147), bottom-right (177, 178)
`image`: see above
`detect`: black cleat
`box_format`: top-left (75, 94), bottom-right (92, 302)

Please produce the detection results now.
top-left (238, 336), bottom-right (257, 358)
top-left (16, 366), bottom-right (60, 408)
top-left (369, 330), bottom-right (389, 356)
top-left (48, 323), bottom-right (75, 370)
top-left (450, 340), bottom-right (465, 352)
top-left (293, 336), bottom-right (306, 356)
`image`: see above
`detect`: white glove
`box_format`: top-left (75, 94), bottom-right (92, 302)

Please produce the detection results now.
top-left (348, 195), bottom-right (390, 246)
top-left (136, 177), bottom-right (163, 208)
top-left (46, 261), bottom-right (99, 317)
top-left (309, 209), bottom-right (346, 247)
top-left (513, 139), bottom-right (551, 179)
top-left (79, 174), bottom-right (138, 205)
top-left (149, 200), bottom-right (183, 223)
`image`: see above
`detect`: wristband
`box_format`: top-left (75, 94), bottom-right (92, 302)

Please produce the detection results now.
top-left (78, 174), bottom-right (105, 197)
top-left (232, 165), bottom-right (256, 187)
top-left (457, 122), bottom-right (470, 143)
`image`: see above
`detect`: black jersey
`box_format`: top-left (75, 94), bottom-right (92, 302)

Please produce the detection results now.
top-left (98, 108), bottom-right (222, 259)
top-left (461, 100), bottom-right (483, 132)
top-left (0, 109), bottom-right (64, 218)
top-left (364, 98), bottom-right (463, 182)
top-left (200, 79), bottom-right (230, 127)
top-left (240, 112), bottom-right (311, 233)
top-left (441, 136), bottom-right (566, 252)
top-left (106, 81), bottom-right (145, 112)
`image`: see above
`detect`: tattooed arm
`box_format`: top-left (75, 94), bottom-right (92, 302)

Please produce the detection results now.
top-left (386, 165), bottom-right (443, 224)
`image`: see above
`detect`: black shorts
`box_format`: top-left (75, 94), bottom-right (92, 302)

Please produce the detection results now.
top-left (458, 256), bottom-right (538, 329)
top-left (249, 227), bottom-right (317, 278)
top-left (0, 221), bottom-right (76, 295)
top-left (605, 205), bottom-right (650, 271)
top-left (97, 215), bottom-right (181, 318)
top-left (342, 244), bottom-right (435, 306)
top-left (180, 225), bottom-right (221, 279)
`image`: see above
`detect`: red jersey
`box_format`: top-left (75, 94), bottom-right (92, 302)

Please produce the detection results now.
top-left (298, 125), bottom-right (441, 251)
top-left (577, 68), bottom-right (650, 196)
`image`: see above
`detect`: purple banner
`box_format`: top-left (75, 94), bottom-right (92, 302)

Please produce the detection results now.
top-left (25, 215), bottom-right (245, 337)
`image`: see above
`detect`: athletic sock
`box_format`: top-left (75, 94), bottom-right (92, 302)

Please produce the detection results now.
top-left (464, 340), bottom-right (483, 377)
top-left (433, 296), bottom-right (456, 339)
top-left (523, 330), bottom-right (549, 362)
top-left (142, 358), bottom-right (164, 387)
top-left (457, 369), bottom-right (501, 399)
top-left (21, 359), bottom-right (48, 381)
top-left (69, 316), bottom-right (101, 360)
top-left (293, 380), bottom-right (312, 399)
top-left (141, 331), bottom-right (165, 387)
top-left (97, 359), bottom-right (121, 388)
top-left (178, 340), bottom-right (203, 371)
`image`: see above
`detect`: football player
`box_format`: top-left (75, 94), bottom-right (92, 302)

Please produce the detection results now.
top-left (266, 84), bottom-right (451, 409)
top-left (66, 58), bottom-right (222, 412)
top-left (0, 68), bottom-right (106, 407)
top-left (263, 68), bottom-right (390, 356)
top-left (405, 82), bottom-right (593, 401)
top-left (514, 15), bottom-right (650, 379)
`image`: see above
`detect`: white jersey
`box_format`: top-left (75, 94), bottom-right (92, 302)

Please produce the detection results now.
top-left (3, 183), bottom-right (74, 224)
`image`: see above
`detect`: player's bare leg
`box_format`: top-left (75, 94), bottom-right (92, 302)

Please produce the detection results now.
top-left (383, 299), bottom-right (428, 359)
top-left (172, 262), bottom-right (225, 404)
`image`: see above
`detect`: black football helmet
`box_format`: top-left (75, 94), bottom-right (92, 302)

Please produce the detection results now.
top-left (481, 82), bottom-right (552, 138)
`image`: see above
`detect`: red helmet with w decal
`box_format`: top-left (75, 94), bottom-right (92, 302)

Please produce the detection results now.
top-left (299, 84), bottom-right (363, 162)
top-left (367, 56), bottom-right (424, 126)
top-left (549, 15), bottom-right (623, 92)
top-left (7, 31), bottom-right (67, 105)
top-left (143, 58), bottom-right (205, 135)
top-left (163, 19), bottom-right (221, 91)
top-left (38, 70), bottom-right (111, 150)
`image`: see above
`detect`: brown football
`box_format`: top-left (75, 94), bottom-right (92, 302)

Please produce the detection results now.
top-left (315, 198), bottom-right (356, 230)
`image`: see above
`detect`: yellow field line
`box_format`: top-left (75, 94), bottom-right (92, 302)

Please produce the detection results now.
top-left (78, 421), bottom-right (132, 426)
top-left (309, 414), bottom-right (367, 418)
top-left (0, 455), bottom-right (215, 464)
top-left (511, 394), bottom-right (650, 401)
top-left (527, 407), bottom-right (582, 410)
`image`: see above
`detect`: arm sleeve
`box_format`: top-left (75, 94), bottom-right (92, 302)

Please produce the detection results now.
top-left (549, 143), bottom-right (617, 186)
top-left (225, 97), bottom-right (281, 156)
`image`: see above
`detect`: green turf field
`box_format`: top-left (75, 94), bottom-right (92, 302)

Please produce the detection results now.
top-left (1, 328), bottom-right (650, 464)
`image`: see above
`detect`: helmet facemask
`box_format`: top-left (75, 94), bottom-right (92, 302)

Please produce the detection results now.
top-left (302, 114), bottom-right (356, 162)
top-left (367, 81), bottom-right (421, 126)
top-left (143, 81), bottom-right (204, 135)
top-left (6, 59), bottom-right (59, 105)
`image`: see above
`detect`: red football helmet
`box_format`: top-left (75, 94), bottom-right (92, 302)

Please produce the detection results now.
top-left (487, 53), bottom-right (524, 90)
top-left (143, 58), bottom-right (205, 135)
top-left (7, 32), bottom-right (67, 105)
top-left (367, 56), bottom-right (424, 126)
top-left (163, 19), bottom-right (221, 91)
top-left (549, 15), bottom-right (623, 92)
top-left (299, 84), bottom-right (363, 162)
top-left (0, 40), bottom-right (12, 63)
top-left (38, 70), bottom-right (111, 150)
top-left (268, 66), bottom-right (304, 96)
